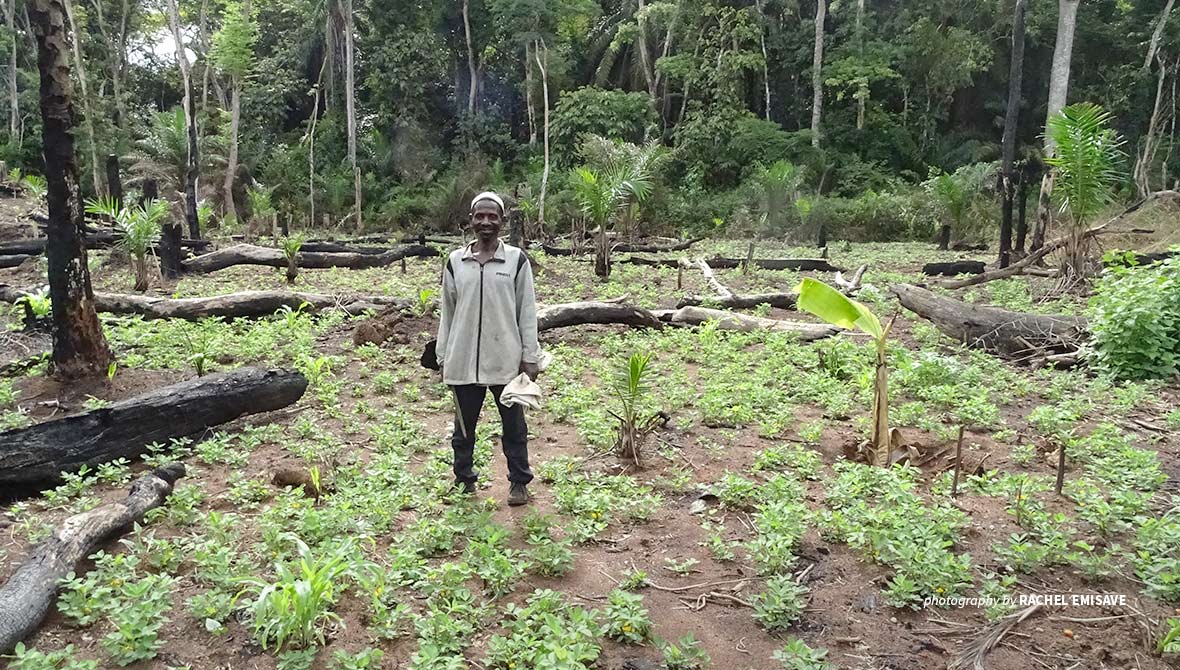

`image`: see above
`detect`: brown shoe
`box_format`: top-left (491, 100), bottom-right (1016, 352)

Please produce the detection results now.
top-left (507, 482), bottom-right (530, 506)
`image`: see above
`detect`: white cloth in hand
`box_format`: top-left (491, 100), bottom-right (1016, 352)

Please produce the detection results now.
top-left (499, 372), bottom-right (543, 410)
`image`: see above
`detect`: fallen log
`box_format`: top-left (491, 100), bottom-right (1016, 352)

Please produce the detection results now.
top-left (0, 286), bottom-right (408, 320)
top-left (923, 260), bottom-right (986, 276)
top-left (677, 292), bottom-right (797, 310)
top-left (695, 258), bottom-right (733, 299)
top-left (941, 191), bottom-right (1180, 290)
top-left (183, 243), bottom-right (438, 273)
top-left (589, 256), bottom-right (841, 272)
top-left (0, 255), bottom-right (34, 269)
top-left (536, 301), bottom-right (664, 332)
top-left (0, 367), bottom-right (307, 494)
top-left (892, 284), bottom-right (1087, 359)
top-left (834, 264), bottom-right (868, 295)
top-left (1102, 249), bottom-right (1179, 267)
top-left (0, 463), bottom-right (186, 653)
top-left (668, 306), bottom-right (838, 341)
top-left (541, 237), bottom-right (704, 256)
top-left (678, 257), bottom-right (799, 309)
top-left (0, 235), bottom-right (211, 256)
top-left (92, 290), bottom-right (407, 320)
top-left (297, 241), bottom-right (391, 254)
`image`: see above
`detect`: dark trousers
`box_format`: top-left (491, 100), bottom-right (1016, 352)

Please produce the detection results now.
top-left (450, 384), bottom-right (533, 485)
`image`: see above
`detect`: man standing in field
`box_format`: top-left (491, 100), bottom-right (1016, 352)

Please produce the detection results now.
top-left (435, 191), bottom-right (540, 506)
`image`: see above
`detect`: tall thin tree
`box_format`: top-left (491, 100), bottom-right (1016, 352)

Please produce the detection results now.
top-left (999, 0), bottom-right (1027, 268)
top-left (6, 0), bottom-right (17, 140)
top-left (211, 0), bottom-right (256, 226)
top-left (167, 0), bottom-right (202, 240)
top-left (462, 0), bottom-right (478, 115)
top-left (1030, 0), bottom-right (1081, 252)
top-left (28, 0), bottom-right (112, 377)
top-left (810, 0), bottom-right (826, 148)
top-left (535, 37), bottom-right (550, 233)
top-left (340, 0), bottom-right (361, 232)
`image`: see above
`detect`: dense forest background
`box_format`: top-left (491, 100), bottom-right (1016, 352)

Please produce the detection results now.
top-left (4, 0), bottom-right (1178, 242)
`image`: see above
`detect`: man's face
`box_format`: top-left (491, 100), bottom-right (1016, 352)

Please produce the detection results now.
top-left (471, 200), bottom-right (502, 240)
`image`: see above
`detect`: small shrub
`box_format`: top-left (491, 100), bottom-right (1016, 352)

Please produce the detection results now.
top-left (603, 588), bottom-right (652, 643)
top-left (1088, 256), bottom-right (1180, 380)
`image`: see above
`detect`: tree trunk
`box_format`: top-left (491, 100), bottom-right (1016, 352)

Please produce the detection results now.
top-left (594, 225), bottom-right (610, 278)
top-left (678, 292), bottom-right (797, 310)
top-left (133, 253), bottom-right (147, 291)
top-left (105, 154), bottom-right (122, 210)
top-left (340, 0), bottom-right (361, 232)
top-left (62, 0), bottom-right (102, 198)
top-left (999, 0), bottom-right (1026, 269)
top-left (525, 41), bottom-right (535, 146)
top-left (635, 0), bottom-right (657, 97)
top-left (6, 0), bottom-right (17, 139)
top-left (0, 464), bottom-right (187, 653)
top-left (183, 242), bottom-right (438, 273)
top-left (1134, 54), bottom-right (1170, 199)
top-left (0, 285), bottom-right (410, 319)
top-left (536, 300), bottom-right (664, 332)
top-left (757, 0), bottom-right (771, 120)
top-left (669, 305), bottom-right (838, 340)
top-left (535, 39), bottom-right (551, 235)
top-left (1015, 163), bottom-right (1032, 252)
top-left (461, 0), bottom-right (477, 115)
top-left (223, 74), bottom-right (241, 223)
top-left (1031, 0), bottom-right (1080, 252)
top-left (1144, 0), bottom-right (1176, 71)
top-left (166, 0), bottom-right (201, 240)
top-left (892, 283), bottom-right (1086, 359)
top-left (922, 260), bottom-right (985, 276)
top-left (0, 367), bottom-right (306, 494)
top-left (810, 0), bottom-right (826, 148)
top-left (308, 59), bottom-right (325, 227)
top-left (28, 0), bottom-right (113, 379)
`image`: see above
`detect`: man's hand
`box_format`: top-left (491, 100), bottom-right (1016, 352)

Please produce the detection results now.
top-left (520, 360), bottom-right (540, 381)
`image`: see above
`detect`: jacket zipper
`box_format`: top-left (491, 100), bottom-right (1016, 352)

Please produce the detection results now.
top-left (475, 263), bottom-right (484, 384)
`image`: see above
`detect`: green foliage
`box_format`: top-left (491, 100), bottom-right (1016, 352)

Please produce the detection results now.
top-left (239, 536), bottom-right (358, 650)
top-left (751, 575), bottom-right (808, 632)
top-left (602, 589), bottom-right (652, 643)
top-left (773, 639), bottom-right (832, 670)
top-left (5, 644), bottom-right (97, 670)
top-left (210, 1), bottom-right (258, 77)
top-left (483, 589), bottom-right (603, 670)
top-left (1045, 103), bottom-right (1125, 227)
top-left (1088, 257), bottom-right (1180, 380)
top-left (659, 634), bottom-right (710, 670)
top-left (551, 87), bottom-right (657, 160)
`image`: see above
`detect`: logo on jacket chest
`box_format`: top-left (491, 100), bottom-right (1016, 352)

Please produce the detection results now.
top-left (495, 271), bottom-right (511, 278)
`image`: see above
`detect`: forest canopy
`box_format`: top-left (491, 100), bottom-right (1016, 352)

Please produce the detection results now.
top-left (3, 0), bottom-right (1178, 242)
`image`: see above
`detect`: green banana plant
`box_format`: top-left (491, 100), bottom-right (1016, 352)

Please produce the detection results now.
top-left (795, 277), bottom-right (895, 466)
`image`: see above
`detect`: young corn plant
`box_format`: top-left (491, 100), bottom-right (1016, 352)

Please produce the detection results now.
top-left (85, 196), bottom-right (170, 291)
top-left (237, 536), bottom-right (354, 650)
top-left (795, 278), bottom-right (895, 466)
top-left (280, 233), bottom-right (305, 284)
top-left (608, 352), bottom-right (663, 467)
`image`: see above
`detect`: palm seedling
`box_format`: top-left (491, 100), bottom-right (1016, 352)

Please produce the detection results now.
top-left (608, 352), bottom-right (664, 467)
top-left (1045, 102), bottom-right (1126, 283)
top-left (929, 172), bottom-right (968, 251)
top-left (280, 233), bottom-right (305, 284)
top-left (570, 138), bottom-right (660, 279)
top-left (85, 196), bottom-right (170, 291)
top-left (795, 278), bottom-right (895, 466)
top-left (248, 184), bottom-right (277, 241)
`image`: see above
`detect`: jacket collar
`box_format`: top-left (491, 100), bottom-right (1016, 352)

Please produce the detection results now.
top-left (460, 239), bottom-right (506, 262)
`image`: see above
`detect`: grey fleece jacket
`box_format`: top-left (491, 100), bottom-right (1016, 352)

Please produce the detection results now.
top-left (435, 240), bottom-right (540, 386)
